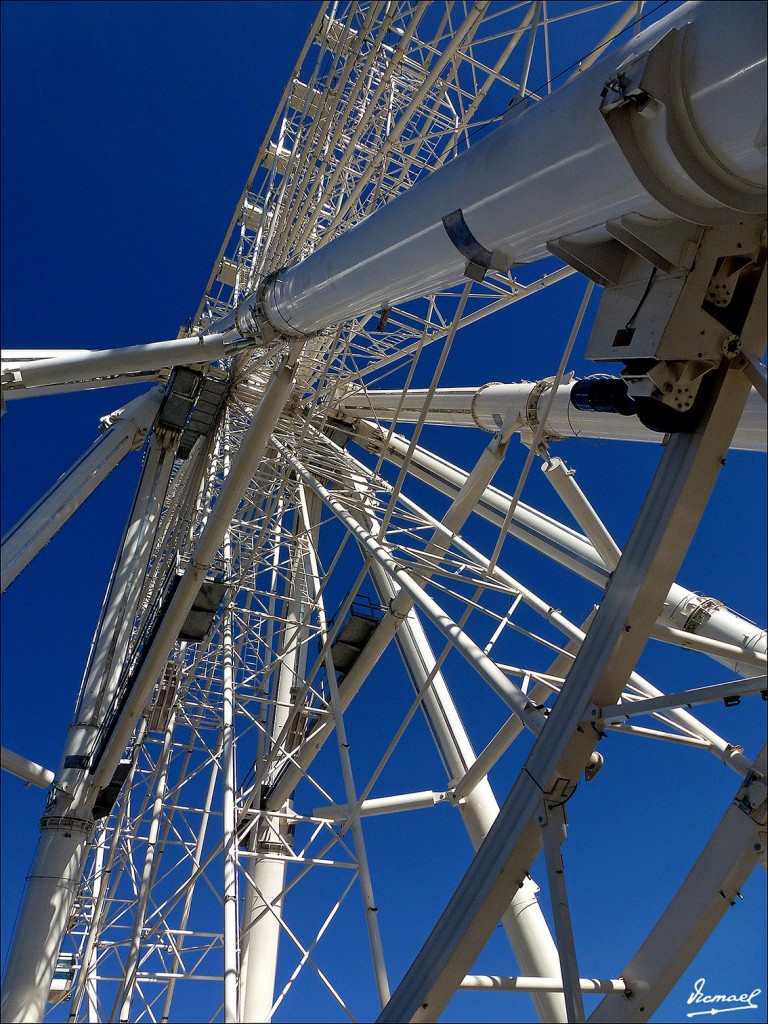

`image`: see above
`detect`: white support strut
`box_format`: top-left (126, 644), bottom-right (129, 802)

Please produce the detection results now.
top-left (0, 747), bottom-right (55, 789)
top-left (0, 2), bottom-right (764, 1021)
top-left (1, 388), bottom-right (163, 593)
top-left (1, 336), bottom-right (235, 396)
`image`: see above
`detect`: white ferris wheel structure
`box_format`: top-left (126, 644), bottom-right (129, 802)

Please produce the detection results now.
top-left (1, 2), bottom-right (766, 1023)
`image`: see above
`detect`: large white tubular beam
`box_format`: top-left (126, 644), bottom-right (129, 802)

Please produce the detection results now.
top-left (376, 364), bottom-right (753, 1024)
top-left (337, 381), bottom-right (767, 451)
top-left (5, 4), bottom-right (763, 399)
top-left (1, 333), bottom-right (236, 395)
top-left (72, 442), bottom-right (176, 762)
top-left (1, 388), bottom-right (162, 593)
top-left (259, 2), bottom-right (765, 339)
top-left (352, 422), bottom-right (767, 676)
top-left (1, 352), bottom-right (159, 398)
top-left (2, 350), bottom-right (94, 361)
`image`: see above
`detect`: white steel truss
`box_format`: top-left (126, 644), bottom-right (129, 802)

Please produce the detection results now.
top-left (1, 4), bottom-right (766, 1024)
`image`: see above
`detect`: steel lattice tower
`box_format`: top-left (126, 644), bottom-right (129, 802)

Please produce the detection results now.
top-left (1, 3), bottom-right (766, 1023)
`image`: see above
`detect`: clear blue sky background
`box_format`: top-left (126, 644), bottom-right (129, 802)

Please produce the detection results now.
top-left (1, 3), bottom-right (766, 1023)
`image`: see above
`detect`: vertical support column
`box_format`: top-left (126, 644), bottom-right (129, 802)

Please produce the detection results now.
top-left (221, 423), bottom-right (239, 1024)
top-left (1, 820), bottom-right (92, 1024)
top-left (239, 520), bottom-right (311, 1023)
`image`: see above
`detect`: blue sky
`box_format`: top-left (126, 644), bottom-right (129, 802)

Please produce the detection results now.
top-left (1, 3), bottom-right (766, 1023)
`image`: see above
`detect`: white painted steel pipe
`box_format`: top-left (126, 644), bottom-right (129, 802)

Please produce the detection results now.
top-left (1, 388), bottom-right (163, 593)
top-left (0, 440), bottom-right (174, 1024)
top-left (2, 350), bottom-right (94, 364)
top-left (338, 382), bottom-right (767, 451)
top-left (238, 823), bottom-right (292, 1024)
top-left (541, 457), bottom-right (622, 569)
top-left (3, 376), bottom-right (163, 400)
top-left (460, 976), bottom-right (627, 993)
top-left (662, 586), bottom-right (767, 677)
top-left (313, 791), bottom-right (448, 821)
top-left (0, 747), bottom-right (55, 789)
top-left (2, 334), bottom-right (233, 393)
top-left (260, 1), bottom-right (766, 338)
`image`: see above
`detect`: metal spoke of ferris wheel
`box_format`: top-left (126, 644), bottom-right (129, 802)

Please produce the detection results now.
top-left (1, 3), bottom-right (766, 1024)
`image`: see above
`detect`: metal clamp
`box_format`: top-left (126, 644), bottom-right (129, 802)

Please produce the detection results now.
top-left (442, 209), bottom-right (510, 282)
